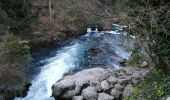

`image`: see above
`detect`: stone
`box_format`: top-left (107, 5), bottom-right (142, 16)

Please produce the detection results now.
top-left (118, 79), bottom-right (127, 85)
top-left (119, 59), bottom-right (127, 66)
top-left (72, 96), bottom-right (83, 100)
top-left (107, 76), bottom-right (118, 84)
top-left (90, 79), bottom-right (102, 92)
top-left (132, 72), bottom-right (141, 79)
top-left (0, 96), bottom-right (5, 100)
top-left (140, 61), bottom-right (148, 68)
top-left (115, 84), bottom-right (124, 91)
top-left (52, 68), bottom-right (111, 99)
top-left (98, 93), bottom-right (114, 100)
top-left (52, 67), bottom-right (150, 99)
top-left (166, 97), bottom-right (170, 100)
top-left (132, 79), bottom-right (139, 85)
top-left (123, 84), bottom-right (133, 97)
top-left (61, 90), bottom-right (78, 99)
top-left (110, 89), bottom-right (121, 99)
top-left (101, 80), bottom-right (110, 91)
top-left (82, 86), bottom-right (98, 100)
top-left (118, 76), bottom-right (132, 85)
top-left (116, 72), bottom-right (124, 77)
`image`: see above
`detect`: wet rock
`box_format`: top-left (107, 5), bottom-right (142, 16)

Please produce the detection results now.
top-left (82, 87), bottom-right (98, 100)
top-left (123, 84), bottom-right (133, 97)
top-left (73, 96), bottom-right (83, 100)
top-left (110, 89), bottom-right (121, 99)
top-left (101, 80), bottom-right (110, 91)
top-left (98, 93), bottom-right (114, 100)
top-left (87, 48), bottom-right (102, 56)
top-left (52, 78), bottom-right (75, 98)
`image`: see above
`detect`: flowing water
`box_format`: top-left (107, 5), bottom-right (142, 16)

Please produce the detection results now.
top-left (15, 30), bottom-right (133, 100)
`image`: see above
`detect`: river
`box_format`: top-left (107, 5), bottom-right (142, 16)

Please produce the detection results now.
top-left (15, 30), bottom-right (133, 100)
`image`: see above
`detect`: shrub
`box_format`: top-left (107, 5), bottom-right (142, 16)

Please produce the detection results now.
top-left (0, 32), bottom-right (32, 98)
top-left (124, 69), bottom-right (170, 100)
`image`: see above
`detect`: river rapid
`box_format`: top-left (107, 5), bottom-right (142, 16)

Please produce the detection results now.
top-left (15, 30), bottom-right (134, 100)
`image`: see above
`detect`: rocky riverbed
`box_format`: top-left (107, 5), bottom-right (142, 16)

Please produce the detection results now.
top-left (52, 67), bottom-right (150, 100)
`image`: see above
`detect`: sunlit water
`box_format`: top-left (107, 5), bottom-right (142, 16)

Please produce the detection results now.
top-left (15, 31), bottom-right (133, 100)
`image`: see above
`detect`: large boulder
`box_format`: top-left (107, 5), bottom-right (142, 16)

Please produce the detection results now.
top-left (107, 76), bottom-right (118, 85)
top-left (52, 67), bottom-right (150, 99)
top-left (81, 87), bottom-right (98, 100)
top-left (110, 89), bottom-right (121, 99)
top-left (101, 80), bottom-right (110, 91)
top-left (114, 84), bottom-right (124, 91)
top-left (52, 68), bottom-right (112, 99)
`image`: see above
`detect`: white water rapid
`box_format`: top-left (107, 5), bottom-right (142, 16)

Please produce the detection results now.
top-left (15, 42), bottom-right (86, 100)
top-left (15, 29), bottom-right (133, 100)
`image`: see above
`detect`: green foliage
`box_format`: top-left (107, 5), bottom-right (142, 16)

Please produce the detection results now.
top-left (124, 0), bottom-right (170, 69)
top-left (127, 44), bottom-right (144, 66)
top-left (125, 69), bottom-right (170, 100)
top-left (0, 0), bottom-right (33, 33)
top-left (0, 34), bottom-right (31, 66)
top-left (0, 32), bottom-right (32, 98)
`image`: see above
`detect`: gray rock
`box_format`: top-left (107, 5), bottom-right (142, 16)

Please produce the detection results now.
top-left (119, 75), bottom-right (126, 79)
top-left (52, 67), bottom-right (150, 99)
top-left (61, 90), bottom-right (77, 99)
top-left (52, 68), bottom-right (111, 99)
top-left (140, 61), bottom-right (148, 68)
top-left (115, 84), bottom-right (124, 91)
top-left (166, 97), bottom-right (170, 100)
top-left (73, 96), bottom-right (83, 100)
top-left (116, 72), bottom-right (124, 77)
top-left (82, 86), bottom-right (98, 100)
top-left (123, 84), bottom-right (133, 97)
top-left (118, 76), bottom-right (132, 85)
top-left (110, 89), bottom-right (121, 99)
top-left (132, 79), bottom-right (139, 85)
top-left (107, 76), bottom-right (118, 84)
top-left (0, 96), bottom-right (5, 100)
top-left (132, 72), bottom-right (141, 79)
top-left (90, 79), bottom-right (102, 92)
top-left (98, 93), bottom-right (114, 100)
top-left (101, 80), bottom-right (110, 91)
